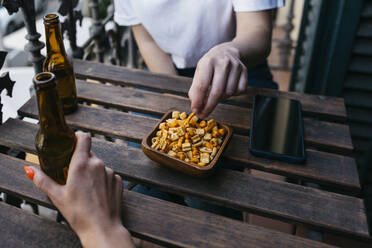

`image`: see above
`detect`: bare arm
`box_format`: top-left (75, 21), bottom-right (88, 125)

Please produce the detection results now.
top-left (231, 11), bottom-right (272, 67)
top-left (188, 11), bottom-right (273, 118)
top-left (132, 24), bottom-right (178, 75)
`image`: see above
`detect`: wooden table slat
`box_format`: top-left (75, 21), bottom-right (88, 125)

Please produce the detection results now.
top-left (0, 119), bottom-right (368, 240)
top-left (73, 59), bottom-right (347, 121)
top-left (75, 80), bottom-right (353, 154)
top-left (76, 80), bottom-right (252, 134)
top-left (0, 202), bottom-right (81, 248)
top-left (18, 101), bottom-right (360, 191)
top-left (225, 135), bottom-right (360, 192)
top-left (0, 155), bottom-right (337, 248)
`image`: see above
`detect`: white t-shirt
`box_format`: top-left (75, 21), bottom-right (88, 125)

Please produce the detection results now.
top-left (114, 0), bottom-right (284, 69)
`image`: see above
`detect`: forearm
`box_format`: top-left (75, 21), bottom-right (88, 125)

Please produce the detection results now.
top-left (131, 25), bottom-right (177, 75)
top-left (216, 11), bottom-right (273, 68)
top-left (79, 224), bottom-right (135, 248)
top-left (137, 40), bottom-right (177, 74)
top-left (229, 28), bottom-right (271, 68)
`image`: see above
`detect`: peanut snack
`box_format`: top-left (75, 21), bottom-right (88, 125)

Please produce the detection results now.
top-left (151, 111), bottom-right (226, 167)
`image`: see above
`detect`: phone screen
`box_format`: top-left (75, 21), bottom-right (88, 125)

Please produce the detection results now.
top-left (250, 95), bottom-right (306, 162)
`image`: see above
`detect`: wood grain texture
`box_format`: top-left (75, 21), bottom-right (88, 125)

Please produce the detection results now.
top-left (76, 80), bottom-right (251, 134)
top-left (0, 202), bottom-right (81, 248)
top-left (16, 102), bottom-right (360, 191)
top-left (19, 95), bottom-right (354, 154)
top-left (73, 59), bottom-right (347, 121)
top-left (74, 80), bottom-right (353, 154)
top-left (0, 119), bottom-right (368, 240)
top-left (0, 154), bottom-right (337, 248)
top-left (302, 118), bottom-right (353, 155)
top-left (224, 135), bottom-right (360, 192)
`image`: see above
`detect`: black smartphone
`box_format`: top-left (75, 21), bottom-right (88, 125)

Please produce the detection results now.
top-left (249, 95), bottom-right (306, 163)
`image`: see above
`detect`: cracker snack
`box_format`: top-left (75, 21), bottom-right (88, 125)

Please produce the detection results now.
top-left (151, 111), bottom-right (226, 167)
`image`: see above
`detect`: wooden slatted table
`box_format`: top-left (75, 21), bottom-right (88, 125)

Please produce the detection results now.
top-left (0, 60), bottom-right (370, 247)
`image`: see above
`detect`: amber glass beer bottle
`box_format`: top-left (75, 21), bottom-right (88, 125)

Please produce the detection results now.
top-left (43, 13), bottom-right (78, 114)
top-left (33, 72), bottom-right (76, 185)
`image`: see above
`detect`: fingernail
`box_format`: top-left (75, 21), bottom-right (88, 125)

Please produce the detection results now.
top-left (24, 166), bottom-right (34, 180)
top-left (192, 108), bottom-right (198, 113)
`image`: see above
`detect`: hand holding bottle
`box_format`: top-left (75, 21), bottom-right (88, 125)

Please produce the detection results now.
top-left (25, 132), bottom-right (135, 248)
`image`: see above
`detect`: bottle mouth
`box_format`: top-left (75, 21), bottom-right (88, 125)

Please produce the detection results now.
top-left (43, 13), bottom-right (59, 24)
top-left (33, 72), bottom-right (56, 89)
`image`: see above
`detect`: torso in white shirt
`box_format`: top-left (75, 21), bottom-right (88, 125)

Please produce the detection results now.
top-left (114, 0), bottom-right (284, 69)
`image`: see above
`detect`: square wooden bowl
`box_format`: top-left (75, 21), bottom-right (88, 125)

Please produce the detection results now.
top-left (141, 110), bottom-right (233, 177)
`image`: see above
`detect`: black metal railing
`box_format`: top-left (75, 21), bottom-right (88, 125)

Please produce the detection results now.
top-left (1, 0), bottom-right (45, 73)
top-left (0, 51), bottom-right (15, 124)
top-left (59, 0), bottom-right (84, 59)
top-left (0, 0), bottom-right (143, 73)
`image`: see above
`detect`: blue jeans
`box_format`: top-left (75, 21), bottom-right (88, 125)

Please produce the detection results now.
top-left (129, 60), bottom-right (277, 220)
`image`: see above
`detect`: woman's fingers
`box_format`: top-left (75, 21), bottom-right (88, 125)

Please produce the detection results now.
top-left (28, 166), bottom-right (63, 206)
top-left (224, 61), bottom-right (242, 98)
top-left (105, 167), bottom-right (115, 198)
top-left (189, 44), bottom-right (250, 118)
top-left (70, 132), bottom-right (92, 171)
top-left (75, 132), bottom-right (91, 156)
top-left (188, 59), bottom-right (213, 114)
top-left (114, 174), bottom-right (123, 216)
top-left (198, 60), bottom-right (229, 118)
top-left (236, 67), bottom-right (248, 95)
top-left (190, 56), bottom-right (247, 119)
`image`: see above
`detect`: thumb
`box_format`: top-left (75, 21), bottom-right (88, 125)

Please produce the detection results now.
top-left (27, 166), bottom-right (62, 202)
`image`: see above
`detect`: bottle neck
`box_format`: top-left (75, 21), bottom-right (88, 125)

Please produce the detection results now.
top-left (36, 86), bottom-right (68, 132)
top-left (45, 23), bottom-right (67, 57)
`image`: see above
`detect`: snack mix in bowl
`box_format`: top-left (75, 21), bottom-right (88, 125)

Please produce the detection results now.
top-left (151, 111), bottom-right (226, 167)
